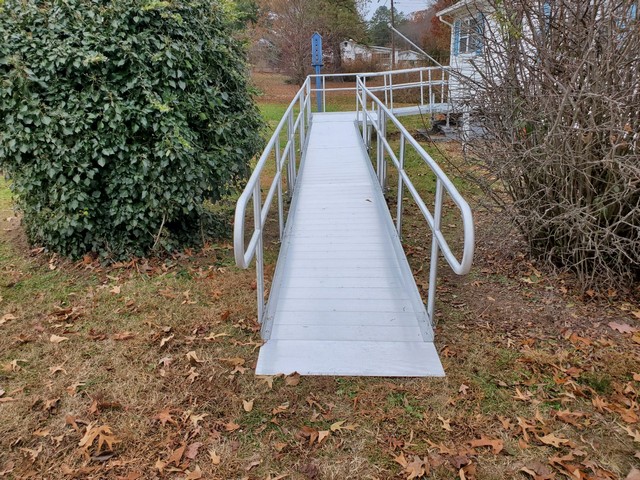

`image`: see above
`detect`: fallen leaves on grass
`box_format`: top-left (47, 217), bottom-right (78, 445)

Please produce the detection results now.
top-left (208, 449), bottom-right (221, 465)
top-left (437, 415), bottom-right (452, 432)
top-left (468, 437), bottom-right (504, 454)
top-left (78, 423), bottom-right (120, 458)
top-left (186, 351), bottom-right (204, 364)
top-left (49, 334), bottom-right (68, 343)
top-left (608, 322), bottom-right (637, 334)
top-left (330, 420), bottom-right (356, 432)
top-left (153, 407), bottom-right (177, 427)
top-left (185, 442), bottom-right (203, 460)
top-left (394, 453), bottom-right (430, 480)
top-left (536, 433), bottom-right (570, 448)
top-left (243, 399), bottom-right (254, 412)
top-left (0, 313), bottom-right (16, 325)
top-left (112, 332), bottom-right (135, 341)
top-left (285, 372), bottom-right (301, 386)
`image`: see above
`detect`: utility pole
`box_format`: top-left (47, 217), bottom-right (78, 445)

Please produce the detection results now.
top-left (390, 0), bottom-right (396, 69)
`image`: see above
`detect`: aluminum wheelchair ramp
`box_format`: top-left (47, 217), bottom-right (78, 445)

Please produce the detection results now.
top-left (256, 113), bottom-right (443, 376)
top-left (234, 70), bottom-right (474, 378)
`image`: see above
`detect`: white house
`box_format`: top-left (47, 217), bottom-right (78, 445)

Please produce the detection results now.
top-left (436, 0), bottom-right (492, 104)
top-left (340, 39), bottom-right (423, 67)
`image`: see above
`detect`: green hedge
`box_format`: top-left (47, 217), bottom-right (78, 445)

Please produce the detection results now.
top-left (0, 0), bottom-right (263, 258)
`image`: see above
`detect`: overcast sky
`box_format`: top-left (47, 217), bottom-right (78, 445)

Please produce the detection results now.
top-left (364, 0), bottom-right (433, 19)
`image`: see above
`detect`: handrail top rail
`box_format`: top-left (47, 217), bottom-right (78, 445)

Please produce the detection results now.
top-left (356, 76), bottom-right (474, 275)
top-left (306, 66), bottom-right (451, 82)
top-left (233, 77), bottom-right (310, 269)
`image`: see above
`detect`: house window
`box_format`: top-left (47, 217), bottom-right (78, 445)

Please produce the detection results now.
top-left (454, 15), bottom-right (483, 55)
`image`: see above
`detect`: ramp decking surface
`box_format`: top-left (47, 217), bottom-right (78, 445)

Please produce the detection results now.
top-left (256, 112), bottom-right (444, 377)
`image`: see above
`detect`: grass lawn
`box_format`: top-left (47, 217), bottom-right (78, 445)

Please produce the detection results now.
top-left (1, 73), bottom-right (639, 479)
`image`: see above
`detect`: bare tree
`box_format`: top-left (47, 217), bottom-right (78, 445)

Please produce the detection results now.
top-left (466, 0), bottom-right (640, 289)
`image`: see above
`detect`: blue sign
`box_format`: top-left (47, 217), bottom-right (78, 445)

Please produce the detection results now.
top-left (311, 32), bottom-right (323, 67)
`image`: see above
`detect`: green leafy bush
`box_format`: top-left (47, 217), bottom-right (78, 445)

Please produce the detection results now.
top-left (0, 0), bottom-right (263, 258)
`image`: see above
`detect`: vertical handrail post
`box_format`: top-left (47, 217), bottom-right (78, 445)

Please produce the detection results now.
top-left (389, 73), bottom-right (393, 112)
top-left (322, 76), bottom-right (326, 112)
top-left (253, 182), bottom-right (265, 323)
top-left (276, 134), bottom-right (284, 240)
top-left (420, 69), bottom-right (424, 107)
top-left (427, 179), bottom-right (444, 323)
top-left (376, 104), bottom-right (382, 184)
top-left (428, 68), bottom-right (433, 110)
top-left (306, 79), bottom-right (312, 121)
top-left (288, 109), bottom-right (296, 188)
top-left (299, 94), bottom-right (305, 151)
top-left (396, 135), bottom-right (405, 237)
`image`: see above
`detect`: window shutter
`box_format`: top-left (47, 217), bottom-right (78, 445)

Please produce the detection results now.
top-left (453, 19), bottom-right (461, 56)
top-left (475, 12), bottom-right (485, 55)
top-left (543, 2), bottom-right (551, 32)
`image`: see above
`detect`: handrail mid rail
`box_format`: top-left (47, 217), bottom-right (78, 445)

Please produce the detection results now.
top-left (233, 78), bottom-right (312, 323)
top-left (356, 76), bottom-right (474, 323)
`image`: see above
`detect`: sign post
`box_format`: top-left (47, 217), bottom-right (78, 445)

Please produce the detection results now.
top-left (311, 32), bottom-right (323, 112)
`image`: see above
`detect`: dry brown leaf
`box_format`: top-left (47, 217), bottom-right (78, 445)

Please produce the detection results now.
top-left (394, 453), bottom-right (408, 468)
top-left (49, 365), bottom-right (66, 375)
top-left (318, 430), bottom-right (330, 443)
top-left (204, 332), bottom-right (230, 341)
top-left (622, 425), bottom-right (640, 443)
top-left (154, 459), bottom-right (166, 474)
top-left (185, 442), bottom-right (203, 460)
top-left (66, 382), bottom-right (85, 396)
top-left (185, 367), bottom-right (199, 383)
top-left (225, 421), bottom-right (240, 432)
top-left (536, 433), bottom-right (570, 448)
top-left (272, 402), bottom-right (289, 415)
top-left (78, 424), bottom-right (120, 455)
top-left (153, 408), bottom-right (177, 427)
top-left (608, 321), bottom-right (637, 334)
top-left (513, 387), bottom-right (532, 402)
top-left (117, 472), bottom-right (142, 480)
top-left (459, 383), bottom-right (469, 395)
top-left (626, 468), bottom-right (640, 480)
top-left (243, 399), bottom-right (254, 412)
top-left (186, 351), bottom-right (204, 364)
top-left (208, 449), bottom-right (221, 465)
top-left (184, 465), bottom-right (202, 479)
top-left (50, 334), bottom-right (68, 344)
top-left (20, 445), bottom-right (42, 463)
top-left (0, 313), bottom-right (17, 325)
top-left (33, 429), bottom-right (50, 438)
top-left (285, 372), bottom-right (301, 386)
top-left (554, 410), bottom-right (587, 428)
top-left (437, 415), bottom-right (452, 432)
top-left (469, 436), bottom-right (504, 454)
top-left (112, 332), bottom-right (135, 341)
top-left (167, 444), bottom-right (185, 466)
top-left (159, 334), bottom-right (174, 347)
top-left (245, 458), bottom-right (261, 471)
top-left (257, 375), bottom-right (275, 389)
top-left (188, 412), bottom-right (208, 427)
top-left (300, 426), bottom-right (319, 445)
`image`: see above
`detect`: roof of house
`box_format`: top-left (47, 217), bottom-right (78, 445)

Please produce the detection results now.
top-left (436, 0), bottom-right (488, 18)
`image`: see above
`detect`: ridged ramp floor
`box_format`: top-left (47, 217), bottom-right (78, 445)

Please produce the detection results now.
top-left (256, 112), bottom-right (444, 377)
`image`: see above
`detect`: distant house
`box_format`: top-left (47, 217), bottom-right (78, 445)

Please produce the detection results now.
top-left (340, 39), bottom-right (423, 67)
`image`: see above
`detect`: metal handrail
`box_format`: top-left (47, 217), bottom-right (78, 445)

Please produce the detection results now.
top-left (235, 68), bottom-right (473, 327)
top-left (233, 77), bottom-right (312, 323)
top-left (308, 67), bottom-right (452, 113)
top-left (356, 76), bottom-right (474, 323)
